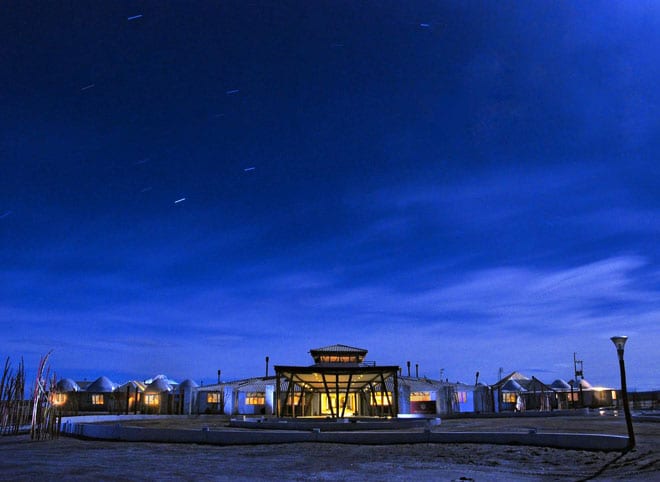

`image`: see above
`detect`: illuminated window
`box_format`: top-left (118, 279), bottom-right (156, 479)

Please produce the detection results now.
top-left (502, 393), bottom-right (517, 403)
top-left (410, 392), bottom-right (433, 402)
top-left (144, 394), bottom-right (159, 406)
top-left (454, 391), bottom-right (468, 403)
top-left (51, 393), bottom-right (67, 406)
top-left (91, 394), bottom-right (104, 405)
top-left (318, 355), bottom-right (359, 363)
top-left (246, 392), bottom-right (265, 405)
top-left (611, 391), bottom-right (617, 400)
top-left (371, 392), bottom-right (393, 406)
top-left (287, 393), bottom-right (301, 405)
top-left (322, 394), bottom-right (356, 415)
top-left (207, 392), bottom-right (222, 404)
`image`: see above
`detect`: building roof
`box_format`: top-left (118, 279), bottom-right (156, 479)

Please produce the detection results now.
top-left (505, 371), bottom-right (530, 381)
top-left (551, 379), bottom-right (572, 390)
top-left (145, 377), bottom-right (173, 393)
top-left (56, 378), bottom-right (81, 392)
top-left (236, 378), bottom-right (271, 393)
top-left (275, 364), bottom-right (399, 393)
top-left (309, 344), bottom-right (368, 354)
top-left (144, 374), bottom-right (179, 386)
top-left (86, 376), bottom-right (117, 393)
top-left (500, 379), bottom-right (525, 392)
top-left (492, 371), bottom-right (530, 389)
top-left (399, 377), bottom-right (445, 392)
top-left (116, 380), bottom-right (147, 392)
top-left (518, 377), bottom-right (555, 393)
top-left (178, 379), bottom-right (199, 389)
top-left (577, 379), bottom-right (593, 389)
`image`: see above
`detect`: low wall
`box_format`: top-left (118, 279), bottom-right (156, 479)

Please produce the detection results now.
top-left (61, 414), bottom-right (181, 424)
top-left (228, 418), bottom-right (435, 431)
top-left (60, 417), bottom-right (629, 452)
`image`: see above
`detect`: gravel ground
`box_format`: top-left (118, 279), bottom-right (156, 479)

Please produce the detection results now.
top-left (0, 415), bottom-right (657, 481)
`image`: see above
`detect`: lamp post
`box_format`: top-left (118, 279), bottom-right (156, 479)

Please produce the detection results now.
top-left (610, 336), bottom-right (635, 450)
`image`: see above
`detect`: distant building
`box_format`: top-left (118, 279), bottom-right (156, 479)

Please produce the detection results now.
top-left (275, 344), bottom-right (400, 417)
top-left (53, 345), bottom-right (638, 417)
top-left (52, 374), bottom-right (197, 415)
top-left (196, 344), bottom-right (491, 418)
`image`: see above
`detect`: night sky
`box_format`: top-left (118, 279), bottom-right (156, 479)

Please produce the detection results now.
top-left (1, 1), bottom-right (658, 390)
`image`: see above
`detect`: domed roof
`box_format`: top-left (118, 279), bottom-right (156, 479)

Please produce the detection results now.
top-left (178, 379), bottom-right (199, 389)
top-left (145, 377), bottom-right (172, 393)
top-left (501, 379), bottom-right (525, 392)
top-left (86, 376), bottom-right (117, 392)
top-left (144, 374), bottom-right (178, 386)
top-left (551, 379), bottom-right (572, 390)
top-left (56, 378), bottom-right (81, 392)
top-left (577, 379), bottom-right (593, 389)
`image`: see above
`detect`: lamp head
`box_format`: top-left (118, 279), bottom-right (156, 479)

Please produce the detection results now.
top-left (610, 336), bottom-right (628, 351)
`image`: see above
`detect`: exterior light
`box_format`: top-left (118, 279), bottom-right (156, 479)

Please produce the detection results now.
top-left (610, 335), bottom-right (635, 451)
top-left (610, 336), bottom-right (627, 353)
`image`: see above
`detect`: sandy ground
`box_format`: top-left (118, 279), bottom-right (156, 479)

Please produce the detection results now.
top-left (0, 415), bottom-right (657, 481)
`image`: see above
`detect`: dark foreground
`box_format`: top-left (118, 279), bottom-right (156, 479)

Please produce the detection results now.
top-left (0, 416), bottom-right (658, 481)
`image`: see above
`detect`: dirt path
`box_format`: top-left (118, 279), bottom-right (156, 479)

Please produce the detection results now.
top-left (1, 416), bottom-right (657, 481)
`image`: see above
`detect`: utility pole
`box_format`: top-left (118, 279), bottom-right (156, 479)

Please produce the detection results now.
top-left (574, 352), bottom-right (584, 407)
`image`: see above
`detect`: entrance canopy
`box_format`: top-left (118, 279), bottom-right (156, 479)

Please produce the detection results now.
top-left (274, 344), bottom-right (400, 418)
top-left (274, 365), bottom-right (399, 418)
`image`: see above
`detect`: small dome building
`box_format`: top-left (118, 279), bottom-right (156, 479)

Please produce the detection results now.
top-left (83, 376), bottom-right (118, 412)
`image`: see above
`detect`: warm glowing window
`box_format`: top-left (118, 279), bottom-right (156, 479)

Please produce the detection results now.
top-left (410, 392), bottom-right (433, 402)
top-left (454, 392), bottom-right (468, 403)
top-left (322, 394), bottom-right (356, 415)
top-left (144, 394), bottom-right (159, 406)
top-left (91, 394), bottom-right (104, 405)
top-left (207, 392), bottom-right (222, 404)
top-left (611, 391), bottom-right (617, 400)
top-left (287, 393), bottom-right (301, 405)
top-left (567, 392), bottom-right (579, 402)
top-left (371, 392), bottom-right (393, 406)
top-left (502, 393), bottom-right (517, 403)
top-left (51, 393), bottom-right (67, 406)
top-left (318, 355), bottom-right (359, 363)
top-left (246, 392), bottom-right (265, 405)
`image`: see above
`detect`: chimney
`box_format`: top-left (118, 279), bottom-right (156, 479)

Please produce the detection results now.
top-left (217, 370), bottom-right (221, 384)
top-left (415, 363), bottom-right (419, 378)
top-left (265, 356), bottom-right (270, 377)
top-left (406, 361), bottom-right (411, 377)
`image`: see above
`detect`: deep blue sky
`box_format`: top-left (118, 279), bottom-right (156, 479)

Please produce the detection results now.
top-left (1, 1), bottom-right (658, 389)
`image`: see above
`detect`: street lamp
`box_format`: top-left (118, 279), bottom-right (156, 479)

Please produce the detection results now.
top-left (610, 336), bottom-right (635, 450)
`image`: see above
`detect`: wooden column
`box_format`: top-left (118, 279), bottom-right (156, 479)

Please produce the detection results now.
top-left (341, 373), bottom-right (353, 418)
top-left (275, 372), bottom-right (281, 417)
top-left (321, 373), bottom-right (334, 418)
top-left (392, 371), bottom-right (399, 416)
